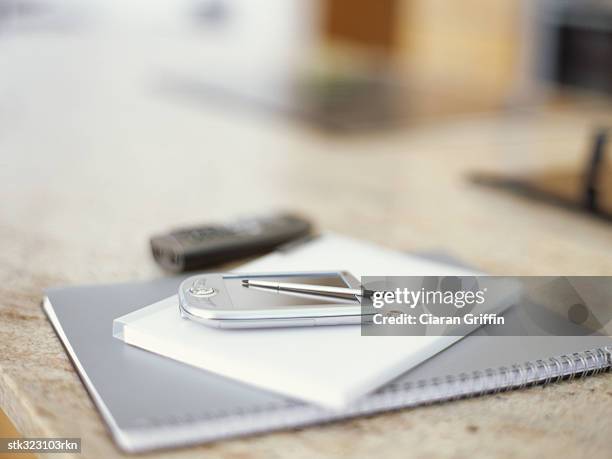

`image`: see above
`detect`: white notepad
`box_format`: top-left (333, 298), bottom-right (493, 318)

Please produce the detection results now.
top-left (113, 234), bottom-right (478, 409)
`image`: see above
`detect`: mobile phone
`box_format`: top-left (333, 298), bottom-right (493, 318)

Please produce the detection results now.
top-left (178, 271), bottom-right (367, 329)
top-left (150, 212), bottom-right (312, 272)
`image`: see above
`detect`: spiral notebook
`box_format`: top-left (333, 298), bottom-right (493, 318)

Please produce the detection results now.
top-left (42, 235), bottom-right (612, 453)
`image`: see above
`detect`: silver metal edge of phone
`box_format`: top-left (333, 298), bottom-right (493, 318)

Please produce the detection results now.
top-left (178, 303), bottom-right (365, 329)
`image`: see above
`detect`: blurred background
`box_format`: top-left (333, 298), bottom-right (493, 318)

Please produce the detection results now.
top-left (0, 0), bottom-right (612, 122)
top-left (2, 0), bottom-right (610, 125)
top-left (2, 0), bottom-right (612, 281)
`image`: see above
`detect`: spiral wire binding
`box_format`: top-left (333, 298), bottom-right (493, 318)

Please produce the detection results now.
top-left (386, 346), bottom-right (612, 408)
top-left (137, 347), bottom-right (612, 433)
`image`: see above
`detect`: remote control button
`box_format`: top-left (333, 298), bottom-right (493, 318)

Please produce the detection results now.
top-left (188, 227), bottom-right (235, 241)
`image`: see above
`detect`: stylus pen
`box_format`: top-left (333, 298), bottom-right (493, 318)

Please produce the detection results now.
top-left (241, 279), bottom-right (372, 297)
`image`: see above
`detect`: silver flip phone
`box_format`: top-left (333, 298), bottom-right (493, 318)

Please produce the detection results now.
top-left (178, 271), bottom-right (366, 329)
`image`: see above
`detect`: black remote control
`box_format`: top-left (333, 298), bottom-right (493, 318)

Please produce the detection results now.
top-left (150, 212), bottom-right (313, 272)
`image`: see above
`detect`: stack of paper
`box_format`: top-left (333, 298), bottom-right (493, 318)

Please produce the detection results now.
top-left (113, 234), bottom-right (477, 409)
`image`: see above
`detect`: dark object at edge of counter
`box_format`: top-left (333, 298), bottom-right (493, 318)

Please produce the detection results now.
top-left (471, 127), bottom-right (612, 221)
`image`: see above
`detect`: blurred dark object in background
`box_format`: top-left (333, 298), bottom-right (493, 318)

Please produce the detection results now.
top-left (541, 0), bottom-right (612, 95)
top-left (472, 128), bottom-right (612, 222)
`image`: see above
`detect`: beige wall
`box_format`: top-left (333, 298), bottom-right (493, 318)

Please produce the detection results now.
top-left (398, 0), bottom-right (523, 101)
